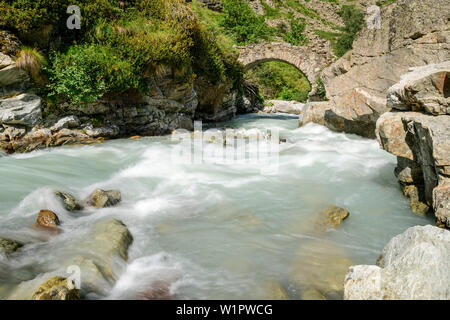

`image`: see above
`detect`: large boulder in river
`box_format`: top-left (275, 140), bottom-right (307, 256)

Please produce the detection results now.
top-left (84, 189), bottom-right (121, 208)
top-left (32, 276), bottom-right (80, 300)
top-left (88, 219), bottom-right (133, 261)
top-left (299, 101), bottom-right (333, 127)
top-left (301, 0), bottom-right (450, 138)
top-left (344, 225), bottom-right (450, 300)
top-left (0, 93), bottom-right (42, 127)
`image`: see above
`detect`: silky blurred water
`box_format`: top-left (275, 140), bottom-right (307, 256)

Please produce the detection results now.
top-left (0, 113), bottom-right (433, 299)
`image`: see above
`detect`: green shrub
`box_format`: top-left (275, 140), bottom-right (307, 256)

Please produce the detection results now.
top-left (334, 5), bottom-right (365, 57)
top-left (282, 18), bottom-right (308, 46)
top-left (219, 0), bottom-right (274, 45)
top-left (0, 0), bottom-right (123, 39)
top-left (45, 44), bottom-right (140, 105)
top-left (314, 76), bottom-right (327, 101)
top-left (245, 61), bottom-right (311, 102)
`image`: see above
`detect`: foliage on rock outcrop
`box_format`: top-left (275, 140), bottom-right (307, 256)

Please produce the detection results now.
top-left (220, 0), bottom-right (275, 45)
top-left (0, 0), bottom-right (242, 105)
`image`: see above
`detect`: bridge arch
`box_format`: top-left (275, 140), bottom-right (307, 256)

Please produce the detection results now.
top-left (236, 42), bottom-right (328, 93)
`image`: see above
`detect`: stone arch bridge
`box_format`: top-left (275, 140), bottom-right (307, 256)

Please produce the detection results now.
top-left (236, 42), bottom-right (330, 97)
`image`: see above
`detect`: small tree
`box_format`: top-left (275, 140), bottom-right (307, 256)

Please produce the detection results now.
top-left (219, 0), bottom-right (273, 45)
top-left (334, 5), bottom-right (365, 57)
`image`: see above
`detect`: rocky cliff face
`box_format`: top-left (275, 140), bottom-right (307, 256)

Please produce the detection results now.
top-left (376, 61), bottom-right (450, 228)
top-left (300, 0), bottom-right (450, 138)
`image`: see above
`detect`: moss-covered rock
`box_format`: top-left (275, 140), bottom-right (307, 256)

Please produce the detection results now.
top-left (84, 189), bottom-right (121, 208)
top-left (314, 205), bottom-right (349, 232)
top-left (262, 281), bottom-right (290, 300)
top-left (32, 276), bottom-right (80, 300)
top-left (0, 237), bottom-right (23, 254)
top-left (54, 191), bottom-right (82, 211)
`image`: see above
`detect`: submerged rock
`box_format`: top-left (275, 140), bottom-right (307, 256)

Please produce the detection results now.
top-left (89, 219), bottom-right (133, 262)
top-left (315, 205), bottom-right (350, 232)
top-left (291, 240), bottom-right (353, 298)
top-left (63, 256), bottom-right (114, 297)
top-left (54, 191), bottom-right (82, 211)
top-left (262, 281), bottom-right (290, 300)
top-left (32, 276), bottom-right (80, 300)
top-left (84, 189), bottom-right (121, 208)
top-left (137, 281), bottom-right (172, 300)
top-left (300, 287), bottom-right (326, 300)
top-left (0, 237), bottom-right (23, 254)
top-left (34, 210), bottom-right (60, 233)
top-left (344, 225), bottom-right (450, 300)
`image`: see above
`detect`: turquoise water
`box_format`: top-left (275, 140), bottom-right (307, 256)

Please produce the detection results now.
top-left (0, 113), bottom-right (432, 299)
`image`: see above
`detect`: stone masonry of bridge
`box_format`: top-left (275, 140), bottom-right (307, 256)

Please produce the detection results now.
top-left (236, 42), bottom-right (331, 99)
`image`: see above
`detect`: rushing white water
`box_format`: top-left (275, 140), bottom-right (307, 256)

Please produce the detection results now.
top-left (0, 113), bottom-right (433, 299)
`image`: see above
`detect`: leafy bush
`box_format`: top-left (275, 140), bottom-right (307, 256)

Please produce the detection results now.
top-left (219, 0), bottom-right (274, 45)
top-left (314, 76), bottom-right (327, 101)
top-left (282, 18), bottom-right (308, 46)
top-left (334, 5), bottom-right (365, 57)
top-left (245, 61), bottom-right (311, 102)
top-left (0, 0), bottom-right (124, 40)
top-left (45, 44), bottom-right (140, 105)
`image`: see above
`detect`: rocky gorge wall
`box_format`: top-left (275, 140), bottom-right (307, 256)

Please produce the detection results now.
top-left (300, 0), bottom-right (450, 138)
top-left (376, 61), bottom-right (450, 229)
